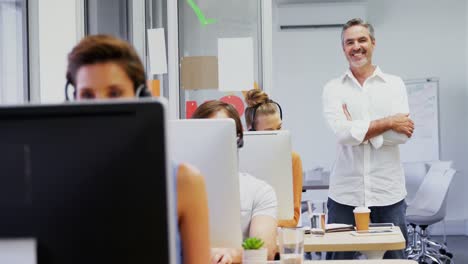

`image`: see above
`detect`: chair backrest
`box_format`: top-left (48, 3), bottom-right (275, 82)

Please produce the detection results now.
top-left (403, 162), bottom-right (429, 204)
top-left (407, 162), bottom-right (455, 216)
top-left (430, 181), bottom-right (450, 221)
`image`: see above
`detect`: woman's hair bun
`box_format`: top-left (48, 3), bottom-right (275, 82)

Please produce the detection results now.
top-left (245, 89), bottom-right (269, 107)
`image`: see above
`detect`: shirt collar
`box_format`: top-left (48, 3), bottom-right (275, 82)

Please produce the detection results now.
top-left (341, 66), bottom-right (388, 84)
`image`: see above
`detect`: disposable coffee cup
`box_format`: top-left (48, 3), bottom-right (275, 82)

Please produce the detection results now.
top-left (353, 207), bottom-right (371, 231)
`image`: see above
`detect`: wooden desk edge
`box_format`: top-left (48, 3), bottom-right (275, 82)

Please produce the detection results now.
top-left (304, 240), bottom-right (406, 252)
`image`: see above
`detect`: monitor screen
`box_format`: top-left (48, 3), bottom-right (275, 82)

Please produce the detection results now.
top-left (168, 119), bottom-right (242, 248)
top-left (239, 130), bottom-right (294, 220)
top-left (0, 100), bottom-right (176, 264)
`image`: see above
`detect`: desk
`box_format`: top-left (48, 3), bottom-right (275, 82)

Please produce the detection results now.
top-left (267, 260), bottom-right (417, 264)
top-left (303, 227), bottom-right (406, 259)
top-left (302, 180), bottom-right (329, 191)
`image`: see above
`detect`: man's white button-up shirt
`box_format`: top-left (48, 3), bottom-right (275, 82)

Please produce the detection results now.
top-left (322, 66), bottom-right (410, 207)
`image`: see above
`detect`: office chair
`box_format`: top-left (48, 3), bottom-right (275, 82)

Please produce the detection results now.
top-left (405, 162), bottom-right (455, 264)
top-left (403, 162), bottom-right (429, 203)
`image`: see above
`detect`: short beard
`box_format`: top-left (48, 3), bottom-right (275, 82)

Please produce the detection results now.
top-left (350, 57), bottom-right (368, 68)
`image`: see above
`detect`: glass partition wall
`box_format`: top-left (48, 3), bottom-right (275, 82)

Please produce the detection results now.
top-left (85, 0), bottom-right (130, 40)
top-left (0, 0), bottom-right (28, 103)
top-left (146, 0), bottom-right (169, 99)
top-left (84, 0), bottom-right (170, 100)
top-left (1, 0), bottom-right (262, 112)
top-left (177, 0), bottom-right (263, 119)
top-left (83, 0), bottom-right (265, 119)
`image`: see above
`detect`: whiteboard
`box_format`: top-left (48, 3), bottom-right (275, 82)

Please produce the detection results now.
top-left (400, 79), bottom-right (440, 162)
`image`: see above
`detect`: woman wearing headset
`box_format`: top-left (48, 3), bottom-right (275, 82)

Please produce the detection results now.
top-left (244, 89), bottom-right (304, 228)
top-left (65, 35), bottom-right (210, 264)
top-left (192, 101), bottom-right (278, 264)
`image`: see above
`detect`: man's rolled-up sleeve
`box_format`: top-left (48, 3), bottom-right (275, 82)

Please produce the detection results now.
top-left (382, 130), bottom-right (409, 146)
top-left (382, 78), bottom-right (410, 146)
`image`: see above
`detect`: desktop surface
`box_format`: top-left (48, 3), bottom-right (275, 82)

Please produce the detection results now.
top-left (302, 226), bottom-right (405, 252)
top-left (0, 100), bottom-right (175, 264)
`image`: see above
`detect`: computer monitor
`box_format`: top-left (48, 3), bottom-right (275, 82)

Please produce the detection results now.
top-left (238, 130), bottom-right (294, 220)
top-left (168, 119), bottom-right (242, 248)
top-left (0, 99), bottom-right (176, 264)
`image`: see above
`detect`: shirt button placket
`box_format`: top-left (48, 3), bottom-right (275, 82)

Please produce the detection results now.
top-left (363, 144), bottom-right (371, 207)
top-left (363, 83), bottom-right (372, 207)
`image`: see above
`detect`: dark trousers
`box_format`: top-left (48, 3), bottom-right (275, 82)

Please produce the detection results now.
top-left (326, 198), bottom-right (408, 260)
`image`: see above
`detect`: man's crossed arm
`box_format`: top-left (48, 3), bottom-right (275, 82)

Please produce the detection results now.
top-left (342, 104), bottom-right (415, 142)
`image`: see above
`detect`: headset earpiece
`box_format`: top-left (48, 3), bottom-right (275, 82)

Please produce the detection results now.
top-left (237, 136), bottom-right (244, 148)
top-left (65, 81), bottom-right (151, 100)
top-left (135, 84), bottom-right (152, 98)
top-left (65, 81), bottom-right (76, 101)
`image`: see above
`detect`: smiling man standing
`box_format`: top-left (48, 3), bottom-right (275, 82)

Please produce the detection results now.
top-left (322, 18), bottom-right (415, 259)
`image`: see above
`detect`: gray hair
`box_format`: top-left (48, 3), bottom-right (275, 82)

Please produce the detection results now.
top-left (341, 18), bottom-right (375, 44)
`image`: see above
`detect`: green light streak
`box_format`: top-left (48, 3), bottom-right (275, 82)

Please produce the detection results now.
top-left (187, 0), bottom-right (216, 26)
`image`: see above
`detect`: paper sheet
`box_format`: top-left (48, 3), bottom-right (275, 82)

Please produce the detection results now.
top-left (147, 28), bottom-right (168, 74)
top-left (181, 56), bottom-right (218, 90)
top-left (217, 38), bottom-right (254, 92)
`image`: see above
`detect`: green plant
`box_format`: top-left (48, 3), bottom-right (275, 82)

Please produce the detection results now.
top-left (242, 237), bottom-right (264, 250)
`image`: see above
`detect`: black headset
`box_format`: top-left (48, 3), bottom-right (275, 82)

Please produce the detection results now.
top-left (64, 80), bottom-right (152, 101)
top-left (248, 99), bottom-right (283, 131)
top-left (237, 136), bottom-right (244, 149)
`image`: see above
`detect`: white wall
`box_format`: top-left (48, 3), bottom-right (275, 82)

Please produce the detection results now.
top-left (369, 0), bottom-right (468, 228)
top-left (30, 0), bottom-right (83, 103)
top-left (273, 0), bottom-right (468, 231)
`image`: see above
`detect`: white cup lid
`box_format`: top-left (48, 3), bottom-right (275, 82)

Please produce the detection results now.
top-left (353, 206), bottom-right (371, 213)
